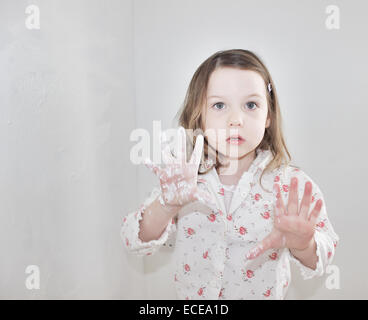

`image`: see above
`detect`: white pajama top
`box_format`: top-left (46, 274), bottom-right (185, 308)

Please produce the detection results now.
top-left (120, 148), bottom-right (339, 300)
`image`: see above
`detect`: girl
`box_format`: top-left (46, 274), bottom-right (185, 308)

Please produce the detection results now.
top-left (121, 49), bottom-right (339, 300)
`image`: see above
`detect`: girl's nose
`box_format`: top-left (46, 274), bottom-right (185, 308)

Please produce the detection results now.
top-left (228, 113), bottom-right (243, 127)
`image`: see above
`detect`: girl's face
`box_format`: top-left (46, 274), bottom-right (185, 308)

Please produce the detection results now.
top-left (202, 67), bottom-right (271, 160)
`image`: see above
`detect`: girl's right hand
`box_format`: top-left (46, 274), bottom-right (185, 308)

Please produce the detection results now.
top-left (144, 127), bottom-right (212, 210)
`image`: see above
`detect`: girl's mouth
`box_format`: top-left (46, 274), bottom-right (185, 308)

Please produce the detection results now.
top-left (226, 135), bottom-right (245, 145)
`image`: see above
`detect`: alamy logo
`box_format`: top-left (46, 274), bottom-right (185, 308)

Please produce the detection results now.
top-left (325, 5), bottom-right (340, 30)
top-left (325, 264), bottom-right (340, 290)
top-left (25, 5), bottom-right (40, 30)
top-left (25, 265), bottom-right (40, 290)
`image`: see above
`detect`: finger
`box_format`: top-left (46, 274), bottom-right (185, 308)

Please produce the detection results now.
top-left (308, 199), bottom-right (323, 223)
top-left (144, 158), bottom-right (161, 176)
top-left (287, 177), bottom-right (299, 216)
top-left (189, 134), bottom-right (204, 167)
top-left (299, 181), bottom-right (313, 220)
top-left (274, 184), bottom-right (287, 216)
top-left (273, 203), bottom-right (282, 225)
top-left (162, 145), bottom-right (174, 165)
top-left (246, 234), bottom-right (273, 260)
top-left (176, 126), bottom-right (187, 164)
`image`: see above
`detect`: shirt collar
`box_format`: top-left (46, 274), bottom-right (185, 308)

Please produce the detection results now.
top-left (197, 148), bottom-right (273, 214)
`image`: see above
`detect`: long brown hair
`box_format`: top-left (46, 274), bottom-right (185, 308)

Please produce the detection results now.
top-left (176, 49), bottom-right (296, 192)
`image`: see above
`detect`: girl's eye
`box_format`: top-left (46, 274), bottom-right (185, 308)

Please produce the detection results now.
top-left (212, 103), bottom-right (225, 110)
top-left (246, 102), bottom-right (258, 110)
top-left (211, 101), bottom-right (258, 111)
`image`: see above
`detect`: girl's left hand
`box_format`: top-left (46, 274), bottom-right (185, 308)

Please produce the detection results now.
top-left (246, 177), bottom-right (323, 260)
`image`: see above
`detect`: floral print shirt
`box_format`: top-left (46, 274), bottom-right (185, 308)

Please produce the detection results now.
top-left (121, 148), bottom-right (339, 300)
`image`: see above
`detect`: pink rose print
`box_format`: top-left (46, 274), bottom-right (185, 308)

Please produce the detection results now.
top-left (184, 264), bottom-right (190, 272)
top-left (261, 211), bottom-right (270, 219)
top-left (125, 238), bottom-right (129, 247)
top-left (269, 252), bottom-right (278, 260)
top-left (187, 227), bottom-right (195, 235)
top-left (263, 289), bottom-right (271, 297)
top-left (122, 217), bottom-right (127, 224)
top-left (241, 268), bottom-right (254, 281)
top-left (218, 210), bottom-right (223, 216)
top-left (263, 289), bottom-right (271, 298)
top-left (254, 193), bottom-right (261, 201)
top-left (328, 251), bottom-right (332, 259)
top-left (208, 213), bottom-right (216, 222)
top-left (218, 188), bottom-right (225, 196)
top-left (316, 221), bottom-right (325, 229)
top-left (203, 251), bottom-right (209, 259)
top-left (246, 270), bottom-right (254, 278)
top-left (219, 288), bottom-right (224, 298)
top-left (311, 195), bottom-right (315, 203)
top-left (226, 214), bottom-right (232, 221)
top-left (274, 175), bottom-right (280, 182)
top-left (239, 226), bottom-right (247, 235)
top-left (283, 281), bottom-right (289, 288)
top-left (198, 287), bottom-right (204, 296)
top-left (282, 184), bottom-right (289, 192)
top-left (174, 274), bottom-right (178, 282)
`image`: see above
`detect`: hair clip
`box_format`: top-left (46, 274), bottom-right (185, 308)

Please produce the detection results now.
top-left (267, 83), bottom-right (272, 93)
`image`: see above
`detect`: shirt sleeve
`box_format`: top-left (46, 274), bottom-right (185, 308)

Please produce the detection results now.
top-left (284, 167), bottom-right (339, 280)
top-left (120, 187), bottom-right (177, 257)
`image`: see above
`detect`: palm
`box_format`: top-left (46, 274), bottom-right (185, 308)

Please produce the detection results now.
top-left (246, 177), bottom-right (323, 260)
top-left (264, 215), bottom-right (315, 251)
top-left (158, 163), bottom-right (200, 206)
top-left (144, 127), bottom-right (212, 207)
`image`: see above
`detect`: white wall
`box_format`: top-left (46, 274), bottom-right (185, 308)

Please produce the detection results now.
top-left (0, 0), bottom-right (367, 299)
top-left (0, 0), bottom-right (145, 299)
